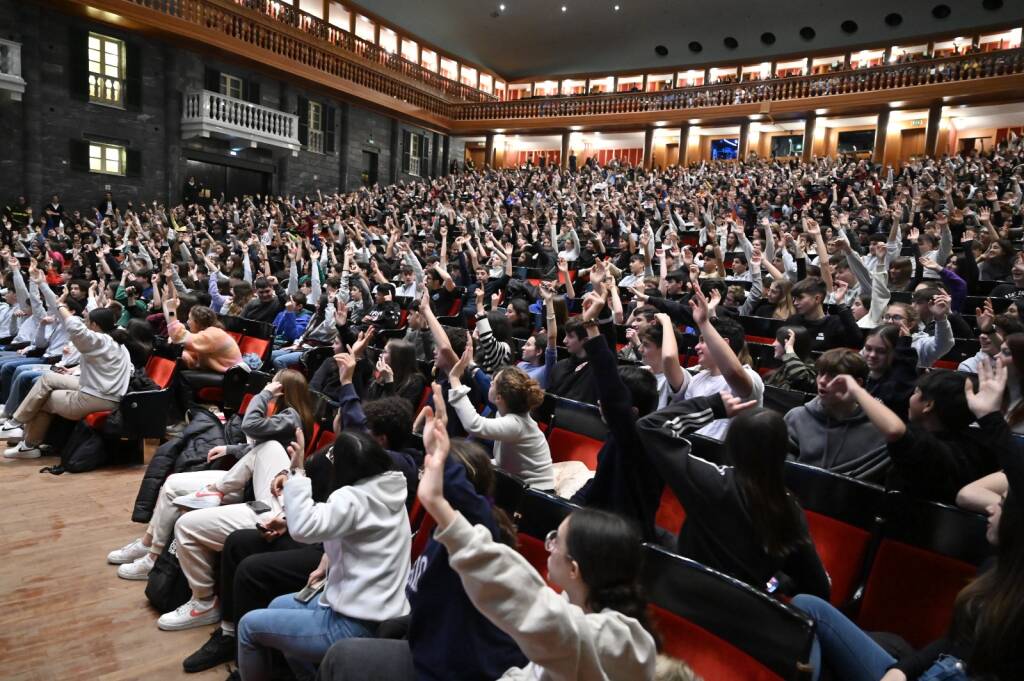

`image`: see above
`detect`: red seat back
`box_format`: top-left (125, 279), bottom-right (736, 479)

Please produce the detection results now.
top-left (804, 511), bottom-right (873, 607)
top-left (655, 487), bottom-right (687, 536)
top-left (546, 427), bottom-right (601, 470)
top-left (238, 336), bottom-right (270, 360)
top-left (856, 540), bottom-right (976, 648)
top-left (652, 607), bottom-right (785, 681)
top-left (145, 356), bottom-right (177, 389)
top-left (226, 331), bottom-right (243, 343)
top-left (410, 515), bottom-right (436, 562)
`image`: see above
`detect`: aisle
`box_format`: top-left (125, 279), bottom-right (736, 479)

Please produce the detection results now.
top-left (0, 456), bottom-right (227, 681)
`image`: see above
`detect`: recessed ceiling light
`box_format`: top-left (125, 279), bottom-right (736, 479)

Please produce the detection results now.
top-left (561, 5), bottom-right (567, 11)
top-left (499, 3), bottom-right (505, 10)
top-left (614, 4), bottom-right (620, 10)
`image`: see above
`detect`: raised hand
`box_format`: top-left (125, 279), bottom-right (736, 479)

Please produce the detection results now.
top-left (964, 356), bottom-right (1008, 418)
top-left (976, 298), bottom-right (995, 331)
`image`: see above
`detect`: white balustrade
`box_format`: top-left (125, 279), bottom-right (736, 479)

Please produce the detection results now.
top-left (181, 89), bottom-right (300, 151)
top-left (0, 39), bottom-right (26, 99)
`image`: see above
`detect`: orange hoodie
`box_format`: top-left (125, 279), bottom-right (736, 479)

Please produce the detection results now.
top-left (169, 322), bottom-right (242, 372)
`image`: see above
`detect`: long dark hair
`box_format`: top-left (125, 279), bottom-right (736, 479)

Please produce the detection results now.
top-left (565, 508), bottom-right (658, 644)
top-left (1006, 333), bottom-right (1024, 428)
top-left (385, 339), bottom-right (419, 393)
top-left (950, 489), bottom-right (1024, 677)
top-left (448, 439), bottom-right (517, 546)
top-left (725, 408), bottom-right (808, 558)
top-left (328, 430), bottom-right (394, 492)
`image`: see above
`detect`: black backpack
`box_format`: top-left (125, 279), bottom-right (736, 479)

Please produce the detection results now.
top-left (145, 538), bottom-right (192, 614)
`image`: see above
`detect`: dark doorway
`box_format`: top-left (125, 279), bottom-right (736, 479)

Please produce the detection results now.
top-left (361, 150), bottom-right (379, 186)
top-left (184, 159), bottom-right (271, 204)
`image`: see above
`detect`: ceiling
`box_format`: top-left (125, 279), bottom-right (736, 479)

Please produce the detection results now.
top-left (355, 0), bottom-right (1024, 80)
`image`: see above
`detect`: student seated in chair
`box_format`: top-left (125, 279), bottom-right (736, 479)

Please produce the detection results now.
top-left (785, 348), bottom-right (890, 482)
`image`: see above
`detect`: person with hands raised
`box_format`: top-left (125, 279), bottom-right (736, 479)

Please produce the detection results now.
top-left (448, 337), bottom-right (554, 490)
top-left (416, 397), bottom-right (658, 681)
top-left (675, 284), bottom-right (764, 440)
top-left (237, 414), bottom-right (411, 681)
top-left (791, 365), bottom-right (1024, 681)
top-left (316, 393), bottom-right (528, 681)
top-left (829, 354), bottom-right (1007, 504)
top-left (638, 391), bottom-right (830, 599)
top-left (2, 267), bottom-right (133, 458)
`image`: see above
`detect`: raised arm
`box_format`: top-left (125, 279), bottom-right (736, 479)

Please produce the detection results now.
top-left (691, 286), bottom-right (753, 398)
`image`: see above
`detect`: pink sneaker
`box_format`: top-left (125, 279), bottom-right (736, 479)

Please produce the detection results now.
top-left (172, 487), bottom-right (224, 510)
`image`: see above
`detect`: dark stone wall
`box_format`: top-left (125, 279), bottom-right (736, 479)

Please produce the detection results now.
top-left (0, 0), bottom-right (456, 212)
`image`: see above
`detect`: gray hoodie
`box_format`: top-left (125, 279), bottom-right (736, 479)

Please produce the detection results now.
top-left (784, 396), bottom-right (890, 482)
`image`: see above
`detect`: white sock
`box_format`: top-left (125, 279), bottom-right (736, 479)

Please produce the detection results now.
top-left (142, 552), bottom-right (157, 565)
top-left (221, 622), bottom-right (236, 636)
top-left (194, 595), bottom-right (216, 609)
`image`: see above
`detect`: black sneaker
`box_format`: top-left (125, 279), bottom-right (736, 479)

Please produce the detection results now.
top-left (183, 629), bottom-right (236, 673)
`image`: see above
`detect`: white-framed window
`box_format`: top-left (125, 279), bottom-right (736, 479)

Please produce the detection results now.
top-left (220, 73), bottom-right (243, 99)
top-left (89, 142), bottom-right (125, 175)
top-left (308, 101), bottom-right (324, 153)
top-left (88, 33), bottom-right (124, 107)
top-left (408, 133), bottom-right (421, 176)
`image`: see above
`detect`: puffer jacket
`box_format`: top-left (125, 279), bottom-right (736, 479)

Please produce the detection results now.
top-left (130, 410), bottom-right (244, 523)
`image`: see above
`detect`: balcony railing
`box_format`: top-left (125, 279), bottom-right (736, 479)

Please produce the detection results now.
top-left (123, 0), bottom-right (455, 118)
top-left (65, 0), bottom-right (1024, 130)
top-left (182, 89), bottom-right (300, 150)
top-left (451, 48), bottom-right (1024, 121)
top-left (0, 39), bottom-right (26, 99)
top-left (228, 0), bottom-right (495, 103)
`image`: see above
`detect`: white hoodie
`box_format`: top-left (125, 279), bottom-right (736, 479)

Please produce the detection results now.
top-left (283, 470), bottom-right (411, 622)
top-left (437, 513), bottom-right (657, 681)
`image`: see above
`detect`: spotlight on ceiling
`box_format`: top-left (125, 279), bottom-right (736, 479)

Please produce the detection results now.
top-left (655, 44), bottom-right (668, 56)
top-left (561, 5), bottom-right (567, 11)
top-left (499, 3), bottom-right (505, 10)
top-left (614, 4), bottom-right (620, 10)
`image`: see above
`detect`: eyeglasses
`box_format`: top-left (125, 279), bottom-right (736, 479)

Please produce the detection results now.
top-left (883, 313), bottom-right (906, 322)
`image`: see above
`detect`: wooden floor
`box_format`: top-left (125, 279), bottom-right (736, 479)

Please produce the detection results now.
top-left (0, 454), bottom-right (228, 681)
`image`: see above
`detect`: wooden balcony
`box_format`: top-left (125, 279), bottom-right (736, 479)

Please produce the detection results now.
top-left (55, 0), bottom-right (1024, 134)
top-left (449, 48), bottom-right (1024, 132)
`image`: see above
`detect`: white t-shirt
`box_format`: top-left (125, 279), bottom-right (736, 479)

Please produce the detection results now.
top-left (682, 365), bottom-right (764, 441)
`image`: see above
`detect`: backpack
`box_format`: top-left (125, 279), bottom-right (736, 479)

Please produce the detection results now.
top-left (145, 538), bottom-right (192, 614)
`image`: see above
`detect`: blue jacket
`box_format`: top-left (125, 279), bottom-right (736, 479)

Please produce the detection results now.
top-left (406, 456), bottom-right (526, 680)
top-left (272, 309), bottom-right (311, 345)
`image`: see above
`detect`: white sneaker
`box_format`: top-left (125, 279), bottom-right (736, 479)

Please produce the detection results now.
top-left (158, 597), bottom-right (221, 631)
top-left (117, 553), bottom-right (156, 580)
top-left (108, 538), bottom-right (149, 565)
top-left (173, 487), bottom-right (224, 510)
top-left (3, 442), bottom-right (39, 459)
top-left (1, 425), bottom-right (24, 442)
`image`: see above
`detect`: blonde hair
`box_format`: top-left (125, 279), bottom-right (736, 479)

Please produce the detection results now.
top-left (655, 655), bottom-right (703, 681)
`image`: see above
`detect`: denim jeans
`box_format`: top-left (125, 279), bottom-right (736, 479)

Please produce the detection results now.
top-left (271, 349), bottom-right (304, 370)
top-left (237, 593), bottom-right (376, 681)
top-left (791, 594), bottom-right (896, 681)
top-left (0, 358), bottom-right (48, 403)
top-left (4, 364), bottom-right (47, 416)
top-left (918, 656), bottom-right (968, 681)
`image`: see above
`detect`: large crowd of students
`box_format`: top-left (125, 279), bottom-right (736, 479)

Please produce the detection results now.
top-left (4, 139), bottom-right (1024, 680)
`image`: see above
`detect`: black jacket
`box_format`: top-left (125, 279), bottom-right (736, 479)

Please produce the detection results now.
top-left (786, 307), bottom-right (862, 351)
top-left (131, 410), bottom-right (244, 523)
top-left (637, 394), bottom-right (831, 600)
top-left (885, 412), bottom-right (1007, 505)
top-left (570, 334), bottom-right (662, 542)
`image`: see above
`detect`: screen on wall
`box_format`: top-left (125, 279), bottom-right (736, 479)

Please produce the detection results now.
top-left (771, 135), bottom-right (804, 157)
top-left (836, 130), bottom-right (876, 154)
top-left (711, 138), bottom-right (739, 160)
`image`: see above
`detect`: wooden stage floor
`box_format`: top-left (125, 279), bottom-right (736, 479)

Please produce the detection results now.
top-left (0, 455), bottom-right (227, 681)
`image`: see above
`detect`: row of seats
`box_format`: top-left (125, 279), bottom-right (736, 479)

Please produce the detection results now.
top-left (524, 391), bottom-right (990, 655)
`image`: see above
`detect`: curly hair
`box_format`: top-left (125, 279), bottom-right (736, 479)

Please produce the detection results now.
top-left (363, 396), bottom-right (414, 450)
top-left (493, 366), bottom-right (545, 414)
top-left (188, 305), bottom-right (223, 331)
